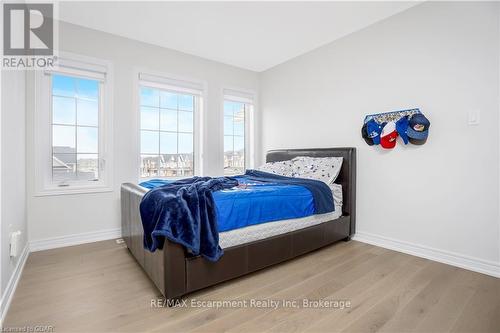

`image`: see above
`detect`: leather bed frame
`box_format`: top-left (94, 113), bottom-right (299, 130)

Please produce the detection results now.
top-left (121, 148), bottom-right (356, 300)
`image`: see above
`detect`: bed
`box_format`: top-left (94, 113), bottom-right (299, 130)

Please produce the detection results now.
top-left (120, 147), bottom-right (356, 300)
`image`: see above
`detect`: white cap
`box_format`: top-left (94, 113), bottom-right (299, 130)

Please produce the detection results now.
top-left (381, 121), bottom-right (396, 137)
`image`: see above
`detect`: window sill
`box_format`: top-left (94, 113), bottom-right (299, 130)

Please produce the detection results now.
top-left (34, 184), bottom-right (113, 197)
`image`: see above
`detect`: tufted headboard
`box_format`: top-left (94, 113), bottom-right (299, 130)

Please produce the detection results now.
top-left (266, 147), bottom-right (356, 235)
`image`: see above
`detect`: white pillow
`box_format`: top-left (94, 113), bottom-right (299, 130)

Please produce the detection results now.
top-left (256, 160), bottom-right (295, 177)
top-left (290, 156), bottom-right (343, 184)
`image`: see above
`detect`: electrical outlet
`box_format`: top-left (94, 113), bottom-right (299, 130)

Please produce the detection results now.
top-left (10, 231), bottom-right (21, 257)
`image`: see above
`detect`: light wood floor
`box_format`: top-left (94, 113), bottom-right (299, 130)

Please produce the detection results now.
top-left (4, 239), bottom-right (500, 332)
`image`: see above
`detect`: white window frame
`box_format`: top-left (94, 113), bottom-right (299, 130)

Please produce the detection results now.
top-left (34, 53), bottom-right (113, 196)
top-left (135, 70), bottom-right (205, 181)
top-left (222, 87), bottom-right (256, 175)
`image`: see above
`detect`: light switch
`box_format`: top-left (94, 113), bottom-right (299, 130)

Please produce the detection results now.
top-left (468, 110), bottom-right (480, 125)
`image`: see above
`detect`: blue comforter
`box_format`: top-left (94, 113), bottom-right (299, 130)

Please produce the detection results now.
top-left (139, 177), bottom-right (238, 261)
top-left (139, 170), bottom-right (334, 261)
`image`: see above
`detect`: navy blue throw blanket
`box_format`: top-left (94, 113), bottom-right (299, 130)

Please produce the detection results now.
top-left (140, 176), bottom-right (238, 262)
top-left (244, 170), bottom-right (335, 214)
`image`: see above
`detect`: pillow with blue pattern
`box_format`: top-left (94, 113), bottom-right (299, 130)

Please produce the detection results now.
top-left (290, 156), bottom-right (343, 185)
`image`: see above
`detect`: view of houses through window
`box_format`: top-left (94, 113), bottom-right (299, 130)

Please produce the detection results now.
top-left (140, 87), bottom-right (195, 178)
top-left (51, 74), bottom-right (100, 183)
top-left (224, 100), bottom-right (248, 175)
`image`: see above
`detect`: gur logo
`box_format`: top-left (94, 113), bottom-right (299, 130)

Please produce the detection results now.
top-left (3, 3), bottom-right (53, 56)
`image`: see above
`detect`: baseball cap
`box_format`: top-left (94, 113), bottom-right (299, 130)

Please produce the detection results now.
top-left (365, 119), bottom-right (383, 145)
top-left (361, 123), bottom-right (374, 146)
top-left (407, 114), bottom-right (430, 145)
top-left (396, 116), bottom-right (410, 144)
top-left (380, 121), bottom-right (398, 149)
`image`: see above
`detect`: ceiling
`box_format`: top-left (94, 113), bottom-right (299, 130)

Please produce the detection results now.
top-left (59, 1), bottom-right (419, 72)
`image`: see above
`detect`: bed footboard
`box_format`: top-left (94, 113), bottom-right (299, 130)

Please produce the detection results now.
top-left (121, 184), bottom-right (186, 299)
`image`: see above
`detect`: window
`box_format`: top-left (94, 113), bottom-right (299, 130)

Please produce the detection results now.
top-left (138, 73), bottom-right (204, 179)
top-left (34, 54), bottom-right (112, 195)
top-left (223, 89), bottom-right (254, 175)
top-left (51, 75), bottom-right (100, 182)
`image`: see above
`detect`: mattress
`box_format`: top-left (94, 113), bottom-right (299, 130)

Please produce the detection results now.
top-left (140, 175), bottom-right (337, 233)
top-left (135, 182), bottom-right (343, 249)
top-left (219, 183), bottom-right (342, 248)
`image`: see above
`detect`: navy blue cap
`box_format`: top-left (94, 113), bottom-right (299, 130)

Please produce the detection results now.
top-left (366, 119), bottom-right (383, 145)
top-left (407, 114), bottom-right (430, 143)
top-left (396, 116), bottom-right (410, 144)
top-left (361, 123), bottom-right (374, 146)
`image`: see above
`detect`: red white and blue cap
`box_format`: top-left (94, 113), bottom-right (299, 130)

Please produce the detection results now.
top-left (380, 121), bottom-right (398, 149)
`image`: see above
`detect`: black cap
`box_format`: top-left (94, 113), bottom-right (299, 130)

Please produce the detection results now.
top-left (361, 123), bottom-right (374, 146)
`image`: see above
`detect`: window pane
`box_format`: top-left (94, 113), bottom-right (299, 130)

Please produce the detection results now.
top-left (178, 111), bottom-right (193, 133)
top-left (140, 155), bottom-right (159, 178)
top-left (234, 136), bottom-right (245, 170)
top-left (224, 135), bottom-right (233, 154)
top-left (177, 153), bottom-right (193, 177)
top-left (178, 94), bottom-right (194, 111)
top-left (160, 132), bottom-right (177, 154)
top-left (178, 133), bottom-right (193, 154)
top-left (77, 78), bottom-right (98, 100)
top-left (234, 136), bottom-right (245, 152)
top-left (52, 75), bottom-right (76, 97)
top-left (233, 102), bottom-right (245, 118)
top-left (53, 96), bottom-right (76, 125)
top-left (224, 101), bottom-right (234, 116)
top-left (141, 106), bottom-right (159, 130)
top-left (159, 154), bottom-right (177, 177)
top-left (77, 99), bottom-right (98, 126)
top-left (224, 153), bottom-right (234, 172)
top-left (53, 125), bottom-right (75, 152)
top-left (140, 87), bottom-right (159, 107)
top-left (52, 153), bottom-right (76, 181)
top-left (141, 130), bottom-right (159, 154)
top-left (160, 109), bottom-right (177, 132)
top-left (77, 127), bottom-right (98, 153)
top-left (139, 86), bottom-right (198, 178)
top-left (77, 154), bottom-right (98, 181)
top-left (160, 91), bottom-right (177, 109)
top-left (234, 116), bottom-right (244, 136)
top-left (224, 116), bottom-right (233, 135)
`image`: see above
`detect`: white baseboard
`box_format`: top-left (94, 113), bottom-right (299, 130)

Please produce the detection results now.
top-left (353, 232), bottom-right (500, 278)
top-left (0, 244), bottom-right (29, 326)
top-left (30, 228), bottom-right (122, 252)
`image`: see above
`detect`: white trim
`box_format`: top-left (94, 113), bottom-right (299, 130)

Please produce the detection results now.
top-left (498, 2), bottom-right (500, 274)
top-left (223, 88), bottom-right (255, 104)
top-left (353, 231), bottom-right (500, 278)
top-left (29, 228), bottom-right (121, 252)
top-left (45, 52), bottom-right (108, 81)
top-left (0, 245), bottom-right (29, 326)
top-left (134, 68), bottom-right (207, 180)
top-left (139, 72), bottom-right (204, 96)
top-left (221, 86), bottom-right (257, 174)
top-left (0, 50), bottom-right (3, 310)
top-left (33, 52), bottom-right (114, 196)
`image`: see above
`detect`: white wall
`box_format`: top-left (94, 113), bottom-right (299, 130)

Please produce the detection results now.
top-left (27, 22), bottom-right (259, 244)
top-left (260, 2), bottom-right (500, 266)
top-left (1, 70), bottom-right (28, 293)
